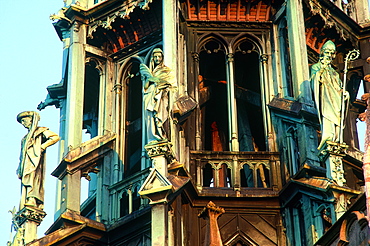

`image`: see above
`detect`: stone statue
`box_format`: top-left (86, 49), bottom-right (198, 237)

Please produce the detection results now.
top-left (17, 111), bottom-right (60, 209)
top-left (140, 48), bottom-right (174, 144)
top-left (311, 40), bottom-right (348, 150)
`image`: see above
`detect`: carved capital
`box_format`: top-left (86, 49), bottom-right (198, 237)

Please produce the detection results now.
top-left (227, 53), bottom-right (234, 62)
top-left (145, 140), bottom-right (175, 161)
top-left (191, 52), bottom-right (200, 62)
top-left (113, 83), bottom-right (123, 94)
top-left (14, 206), bottom-right (46, 227)
top-left (260, 54), bottom-right (268, 63)
top-left (320, 141), bottom-right (348, 158)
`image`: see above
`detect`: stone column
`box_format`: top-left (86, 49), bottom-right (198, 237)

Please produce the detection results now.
top-left (12, 206), bottom-right (46, 245)
top-left (64, 22), bottom-right (86, 153)
top-left (319, 141), bottom-right (348, 186)
top-left (58, 22), bottom-right (86, 215)
top-left (360, 69), bottom-right (370, 227)
top-left (141, 140), bottom-right (175, 246)
top-left (163, 0), bottom-right (179, 153)
top-left (286, 0), bottom-right (311, 103)
top-left (226, 53), bottom-right (239, 151)
top-left (198, 201), bottom-right (225, 246)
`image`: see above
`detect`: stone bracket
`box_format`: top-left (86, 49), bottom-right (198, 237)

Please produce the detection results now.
top-left (14, 206), bottom-right (46, 227)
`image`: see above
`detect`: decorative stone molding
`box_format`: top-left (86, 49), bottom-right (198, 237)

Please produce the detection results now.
top-left (138, 168), bottom-right (173, 204)
top-left (209, 161), bottom-right (233, 170)
top-left (260, 54), bottom-right (268, 63)
top-left (320, 141), bottom-right (348, 157)
top-left (191, 52), bottom-right (200, 62)
top-left (226, 53), bottom-right (234, 62)
top-left (144, 140), bottom-right (175, 161)
top-left (14, 206), bottom-right (47, 227)
top-left (85, 57), bottom-right (105, 75)
top-left (307, 0), bottom-right (356, 45)
top-left (319, 141), bottom-right (349, 186)
top-left (87, 0), bottom-right (153, 38)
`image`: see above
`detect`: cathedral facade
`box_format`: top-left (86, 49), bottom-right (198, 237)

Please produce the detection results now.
top-left (15, 0), bottom-right (370, 245)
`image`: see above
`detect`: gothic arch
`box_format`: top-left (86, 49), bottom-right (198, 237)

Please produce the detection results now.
top-left (230, 33), bottom-right (263, 55)
top-left (197, 33), bottom-right (228, 53)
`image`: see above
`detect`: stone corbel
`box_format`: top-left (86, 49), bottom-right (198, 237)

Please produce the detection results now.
top-left (14, 206), bottom-right (47, 227)
top-left (50, 7), bottom-right (72, 24)
top-left (144, 140), bottom-right (176, 162)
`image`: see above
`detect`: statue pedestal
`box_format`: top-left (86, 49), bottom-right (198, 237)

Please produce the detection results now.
top-left (319, 141), bottom-right (348, 186)
top-left (12, 206), bottom-right (46, 245)
top-left (140, 140), bottom-right (175, 246)
top-left (144, 140), bottom-right (175, 176)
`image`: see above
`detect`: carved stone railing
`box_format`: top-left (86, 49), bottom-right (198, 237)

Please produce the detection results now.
top-left (108, 168), bottom-right (150, 222)
top-left (190, 151), bottom-right (282, 196)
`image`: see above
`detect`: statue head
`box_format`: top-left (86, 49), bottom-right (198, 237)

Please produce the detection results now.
top-left (17, 111), bottom-right (40, 130)
top-left (150, 48), bottom-right (164, 70)
top-left (320, 40), bottom-right (336, 65)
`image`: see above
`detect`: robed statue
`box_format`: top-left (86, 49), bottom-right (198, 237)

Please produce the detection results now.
top-left (17, 111), bottom-right (60, 209)
top-left (311, 40), bottom-right (348, 150)
top-left (140, 48), bottom-right (175, 144)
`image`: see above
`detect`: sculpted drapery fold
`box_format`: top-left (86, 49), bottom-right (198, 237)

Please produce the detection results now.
top-left (140, 48), bottom-right (175, 144)
top-left (17, 111), bottom-right (60, 209)
top-left (311, 40), bottom-right (348, 150)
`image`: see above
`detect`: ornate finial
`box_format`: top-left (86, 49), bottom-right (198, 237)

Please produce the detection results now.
top-left (198, 201), bottom-right (225, 246)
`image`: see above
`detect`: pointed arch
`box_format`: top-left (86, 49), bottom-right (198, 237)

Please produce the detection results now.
top-left (117, 57), bottom-right (145, 178)
top-left (231, 34), bottom-right (267, 151)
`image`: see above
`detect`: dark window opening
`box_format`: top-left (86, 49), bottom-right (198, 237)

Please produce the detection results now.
top-left (199, 40), bottom-right (229, 151)
top-left (278, 17), bottom-right (293, 97)
top-left (256, 164), bottom-right (270, 188)
top-left (233, 241), bottom-right (249, 246)
top-left (285, 125), bottom-right (300, 176)
top-left (203, 163), bottom-right (214, 187)
top-left (124, 61), bottom-right (142, 177)
top-left (120, 192), bottom-right (129, 217)
top-left (234, 41), bottom-right (265, 151)
top-left (240, 164), bottom-right (253, 187)
top-left (83, 61), bottom-right (100, 138)
top-left (132, 186), bottom-right (141, 212)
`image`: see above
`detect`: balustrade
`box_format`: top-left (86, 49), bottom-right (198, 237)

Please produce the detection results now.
top-left (108, 168), bottom-right (150, 221)
top-left (190, 151), bottom-right (282, 196)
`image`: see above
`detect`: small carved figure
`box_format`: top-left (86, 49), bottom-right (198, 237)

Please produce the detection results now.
top-left (311, 40), bottom-right (348, 150)
top-left (17, 111), bottom-right (60, 209)
top-left (140, 48), bottom-right (174, 144)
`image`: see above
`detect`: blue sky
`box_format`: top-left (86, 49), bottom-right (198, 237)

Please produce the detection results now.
top-left (0, 0), bottom-right (63, 243)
